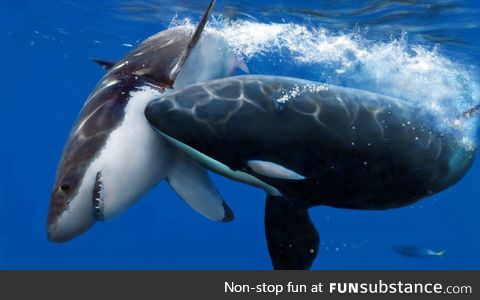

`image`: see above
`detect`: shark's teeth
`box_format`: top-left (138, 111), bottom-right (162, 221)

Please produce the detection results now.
top-left (92, 172), bottom-right (105, 221)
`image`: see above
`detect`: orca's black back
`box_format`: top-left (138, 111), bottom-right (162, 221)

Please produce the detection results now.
top-left (146, 75), bottom-right (476, 210)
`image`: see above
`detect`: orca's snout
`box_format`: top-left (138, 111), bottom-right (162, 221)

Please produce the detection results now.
top-left (144, 98), bottom-right (174, 129)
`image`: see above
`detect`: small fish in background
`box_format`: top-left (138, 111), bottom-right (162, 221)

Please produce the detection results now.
top-left (394, 246), bottom-right (447, 258)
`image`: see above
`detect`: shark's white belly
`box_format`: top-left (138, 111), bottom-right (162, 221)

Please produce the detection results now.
top-left (87, 86), bottom-right (173, 219)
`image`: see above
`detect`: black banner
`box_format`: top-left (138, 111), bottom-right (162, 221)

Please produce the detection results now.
top-left (0, 271), bottom-right (477, 299)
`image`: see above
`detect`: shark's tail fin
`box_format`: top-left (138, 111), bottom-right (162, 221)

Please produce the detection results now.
top-left (168, 0), bottom-right (217, 86)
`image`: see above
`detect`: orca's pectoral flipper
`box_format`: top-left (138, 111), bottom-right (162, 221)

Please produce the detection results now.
top-left (265, 195), bottom-right (319, 270)
top-left (168, 0), bottom-right (217, 85)
top-left (90, 57), bottom-right (117, 71)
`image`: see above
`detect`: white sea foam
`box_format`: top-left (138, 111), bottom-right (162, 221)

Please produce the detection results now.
top-left (171, 18), bottom-right (479, 142)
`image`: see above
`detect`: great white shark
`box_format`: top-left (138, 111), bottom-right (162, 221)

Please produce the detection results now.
top-left (47, 0), bottom-right (245, 242)
top-left (145, 75), bottom-right (477, 269)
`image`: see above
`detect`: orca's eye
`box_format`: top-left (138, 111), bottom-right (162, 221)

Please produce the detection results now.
top-left (60, 184), bottom-right (70, 192)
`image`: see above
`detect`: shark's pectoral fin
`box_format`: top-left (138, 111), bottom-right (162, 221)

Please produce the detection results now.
top-left (90, 57), bottom-right (117, 71)
top-left (167, 156), bottom-right (233, 222)
top-left (265, 195), bottom-right (319, 270)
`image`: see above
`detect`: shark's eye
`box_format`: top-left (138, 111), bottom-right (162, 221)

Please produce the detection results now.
top-left (60, 184), bottom-right (70, 192)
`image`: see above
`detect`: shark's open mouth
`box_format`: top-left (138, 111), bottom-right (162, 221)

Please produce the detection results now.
top-left (92, 172), bottom-right (105, 221)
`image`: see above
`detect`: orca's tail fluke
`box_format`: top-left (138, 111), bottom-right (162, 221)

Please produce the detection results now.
top-left (264, 195), bottom-right (319, 270)
top-left (168, 0), bottom-right (217, 86)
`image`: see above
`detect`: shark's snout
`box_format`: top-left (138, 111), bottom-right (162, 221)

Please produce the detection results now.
top-left (46, 174), bottom-right (103, 242)
top-left (47, 195), bottom-right (96, 242)
top-left (47, 215), bottom-right (93, 243)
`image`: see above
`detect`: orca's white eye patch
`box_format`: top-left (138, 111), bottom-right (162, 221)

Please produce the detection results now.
top-left (247, 160), bottom-right (306, 180)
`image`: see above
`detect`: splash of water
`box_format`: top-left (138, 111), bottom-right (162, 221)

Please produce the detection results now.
top-left (171, 17), bottom-right (479, 144)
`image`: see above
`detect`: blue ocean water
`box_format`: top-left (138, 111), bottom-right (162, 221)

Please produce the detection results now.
top-left (0, 0), bottom-right (479, 269)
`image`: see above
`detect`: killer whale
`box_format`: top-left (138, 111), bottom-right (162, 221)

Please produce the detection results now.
top-left (47, 0), bottom-right (241, 242)
top-left (145, 75), bottom-right (477, 269)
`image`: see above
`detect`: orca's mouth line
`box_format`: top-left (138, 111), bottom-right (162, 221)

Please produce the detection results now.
top-left (93, 172), bottom-right (105, 221)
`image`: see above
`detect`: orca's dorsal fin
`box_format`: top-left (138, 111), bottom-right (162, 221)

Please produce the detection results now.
top-left (167, 0), bottom-right (217, 86)
top-left (90, 57), bottom-right (117, 71)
